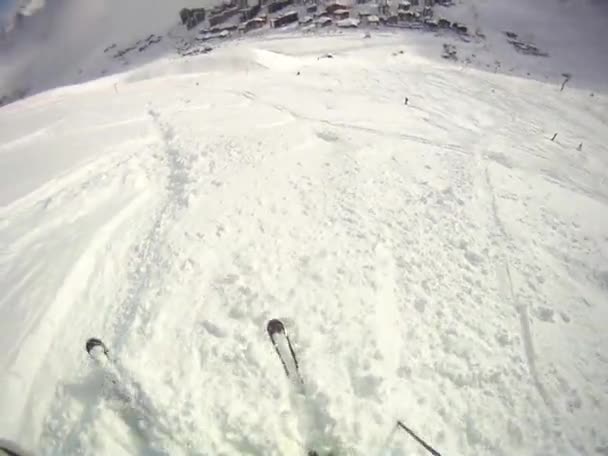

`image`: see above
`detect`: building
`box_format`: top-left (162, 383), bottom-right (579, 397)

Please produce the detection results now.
top-left (451, 22), bottom-right (467, 33)
top-left (242, 16), bottom-right (267, 31)
top-left (424, 18), bottom-right (438, 28)
top-left (180, 8), bottom-right (206, 30)
top-left (316, 16), bottom-right (333, 26)
top-left (377, 0), bottom-right (390, 16)
top-left (437, 18), bottom-right (450, 28)
top-left (306, 4), bottom-right (318, 13)
top-left (272, 10), bottom-right (299, 27)
top-left (398, 1), bottom-right (411, 11)
top-left (209, 6), bottom-right (241, 26)
top-left (399, 11), bottom-right (417, 21)
top-left (368, 14), bottom-right (379, 25)
top-left (337, 18), bottom-right (360, 27)
top-left (268, 0), bottom-right (294, 13)
top-left (220, 24), bottom-right (239, 31)
top-left (333, 9), bottom-right (350, 19)
top-left (210, 1), bottom-right (236, 15)
top-left (241, 3), bottom-right (261, 21)
top-left (325, 2), bottom-right (349, 14)
top-left (384, 15), bottom-right (398, 24)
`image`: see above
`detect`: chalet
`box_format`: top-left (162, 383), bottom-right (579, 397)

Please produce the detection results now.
top-left (378, 0), bottom-right (390, 15)
top-left (333, 9), bottom-right (350, 19)
top-left (220, 24), bottom-right (238, 31)
top-left (437, 18), bottom-right (450, 28)
top-left (453, 22), bottom-right (468, 33)
top-left (316, 16), bottom-right (333, 26)
top-left (336, 18), bottom-right (360, 27)
top-left (180, 8), bottom-right (206, 30)
top-left (452, 22), bottom-right (469, 33)
top-left (268, 0), bottom-right (294, 13)
top-left (385, 15), bottom-right (398, 24)
top-left (399, 11), bottom-right (417, 21)
top-left (242, 16), bottom-right (267, 32)
top-left (210, 1), bottom-right (236, 15)
top-left (240, 3), bottom-right (261, 21)
top-left (272, 11), bottom-right (298, 27)
top-left (325, 2), bottom-right (349, 14)
top-left (209, 6), bottom-right (241, 27)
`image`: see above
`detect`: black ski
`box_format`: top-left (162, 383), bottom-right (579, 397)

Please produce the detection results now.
top-left (267, 320), bottom-right (322, 455)
top-left (85, 337), bottom-right (123, 389)
top-left (267, 319), bottom-right (304, 385)
top-left (84, 338), bottom-right (183, 452)
top-left (86, 337), bottom-right (109, 358)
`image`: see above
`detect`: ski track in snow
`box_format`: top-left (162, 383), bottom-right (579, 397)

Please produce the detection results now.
top-left (0, 34), bottom-right (607, 456)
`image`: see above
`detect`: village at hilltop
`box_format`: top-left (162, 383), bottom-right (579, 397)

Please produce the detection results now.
top-left (180, 0), bottom-right (469, 40)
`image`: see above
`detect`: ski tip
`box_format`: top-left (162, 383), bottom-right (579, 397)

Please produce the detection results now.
top-left (85, 338), bottom-right (108, 356)
top-left (267, 319), bottom-right (285, 336)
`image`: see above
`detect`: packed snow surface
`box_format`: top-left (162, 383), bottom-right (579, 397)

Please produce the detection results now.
top-left (1, 23), bottom-right (607, 456)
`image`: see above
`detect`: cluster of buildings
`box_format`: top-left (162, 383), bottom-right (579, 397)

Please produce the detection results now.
top-left (178, 0), bottom-right (468, 40)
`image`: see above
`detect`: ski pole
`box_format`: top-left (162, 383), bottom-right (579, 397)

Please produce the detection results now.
top-left (396, 420), bottom-right (442, 456)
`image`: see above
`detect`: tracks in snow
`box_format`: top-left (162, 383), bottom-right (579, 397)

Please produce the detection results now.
top-left (481, 155), bottom-right (556, 413)
top-left (38, 109), bottom-right (202, 453)
top-left (110, 109), bottom-right (194, 352)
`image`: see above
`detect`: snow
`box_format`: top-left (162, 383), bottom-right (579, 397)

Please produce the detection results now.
top-left (1, 0), bottom-right (608, 455)
top-left (434, 0), bottom-right (608, 90)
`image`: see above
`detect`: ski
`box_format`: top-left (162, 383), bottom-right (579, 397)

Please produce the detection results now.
top-left (267, 319), bottom-right (304, 386)
top-left (84, 338), bottom-right (184, 453)
top-left (267, 320), bottom-right (324, 455)
top-left (85, 337), bottom-right (133, 400)
top-left (86, 337), bottom-right (109, 357)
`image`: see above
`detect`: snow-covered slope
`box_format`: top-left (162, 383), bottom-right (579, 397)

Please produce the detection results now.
top-left (436, 0), bottom-right (608, 90)
top-left (1, 30), bottom-right (607, 455)
top-left (1, 0), bottom-right (607, 102)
